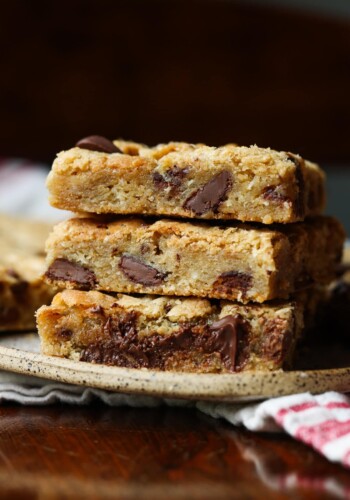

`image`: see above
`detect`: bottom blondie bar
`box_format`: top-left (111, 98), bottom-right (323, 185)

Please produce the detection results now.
top-left (36, 289), bottom-right (315, 373)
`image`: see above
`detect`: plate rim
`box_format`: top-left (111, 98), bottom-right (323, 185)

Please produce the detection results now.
top-left (0, 342), bottom-right (349, 402)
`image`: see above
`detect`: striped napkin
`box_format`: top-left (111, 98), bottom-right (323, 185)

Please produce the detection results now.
top-left (199, 392), bottom-right (350, 469)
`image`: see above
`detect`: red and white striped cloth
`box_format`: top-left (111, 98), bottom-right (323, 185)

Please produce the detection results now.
top-left (199, 392), bottom-right (350, 469)
top-left (1, 159), bottom-right (350, 472)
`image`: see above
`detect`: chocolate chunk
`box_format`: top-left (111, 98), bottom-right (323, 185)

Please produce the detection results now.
top-left (81, 312), bottom-right (144, 367)
top-left (75, 135), bottom-right (121, 154)
top-left (287, 153), bottom-right (305, 218)
top-left (119, 255), bottom-right (167, 286)
top-left (262, 318), bottom-right (291, 364)
top-left (57, 328), bottom-right (73, 340)
top-left (45, 258), bottom-right (97, 290)
top-left (153, 166), bottom-right (189, 197)
top-left (183, 171), bottom-right (232, 215)
top-left (153, 172), bottom-right (167, 190)
top-left (262, 186), bottom-right (290, 204)
top-left (213, 271), bottom-right (252, 299)
top-left (104, 312), bottom-right (138, 339)
top-left (209, 315), bottom-right (241, 371)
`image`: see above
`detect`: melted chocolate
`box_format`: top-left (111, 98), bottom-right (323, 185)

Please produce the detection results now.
top-left (80, 313), bottom-right (249, 372)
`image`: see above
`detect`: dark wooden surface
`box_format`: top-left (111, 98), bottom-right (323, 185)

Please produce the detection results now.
top-left (0, 405), bottom-right (349, 499)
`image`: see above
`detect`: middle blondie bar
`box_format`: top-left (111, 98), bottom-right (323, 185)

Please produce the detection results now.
top-left (44, 216), bottom-right (344, 303)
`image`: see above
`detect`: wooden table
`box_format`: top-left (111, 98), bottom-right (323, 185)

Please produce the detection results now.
top-left (0, 405), bottom-right (348, 499)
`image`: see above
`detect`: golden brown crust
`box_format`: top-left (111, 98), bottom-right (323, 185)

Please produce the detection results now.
top-left (47, 141), bottom-right (326, 223)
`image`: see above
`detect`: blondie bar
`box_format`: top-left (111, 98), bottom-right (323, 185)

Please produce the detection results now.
top-left (0, 215), bottom-right (56, 330)
top-left (47, 137), bottom-right (326, 224)
top-left (37, 290), bottom-right (307, 373)
top-left (44, 216), bottom-right (344, 303)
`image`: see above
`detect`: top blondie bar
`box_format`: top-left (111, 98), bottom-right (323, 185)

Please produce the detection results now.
top-left (47, 136), bottom-right (326, 224)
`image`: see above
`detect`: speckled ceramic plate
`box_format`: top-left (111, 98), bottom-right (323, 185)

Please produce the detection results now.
top-left (0, 333), bottom-right (349, 402)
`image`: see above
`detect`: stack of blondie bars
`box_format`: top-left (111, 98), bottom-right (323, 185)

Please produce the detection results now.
top-left (36, 137), bottom-right (345, 373)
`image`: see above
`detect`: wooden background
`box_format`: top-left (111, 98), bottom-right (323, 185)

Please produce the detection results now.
top-left (0, 0), bottom-right (349, 164)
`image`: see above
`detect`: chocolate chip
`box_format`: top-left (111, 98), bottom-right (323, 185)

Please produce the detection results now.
top-left (262, 186), bottom-right (290, 204)
top-left (153, 172), bottom-right (167, 190)
top-left (287, 153), bottom-right (305, 218)
top-left (153, 166), bottom-right (189, 197)
top-left (213, 271), bottom-right (252, 299)
top-left (183, 171), bottom-right (232, 215)
top-left (119, 255), bottom-right (167, 286)
top-left (104, 312), bottom-right (138, 339)
top-left (262, 318), bottom-right (291, 364)
top-left (75, 135), bottom-right (121, 154)
top-left (209, 315), bottom-right (241, 371)
top-left (57, 328), bottom-right (73, 340)
top-left (45, 258), bottom-right (97, 290)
